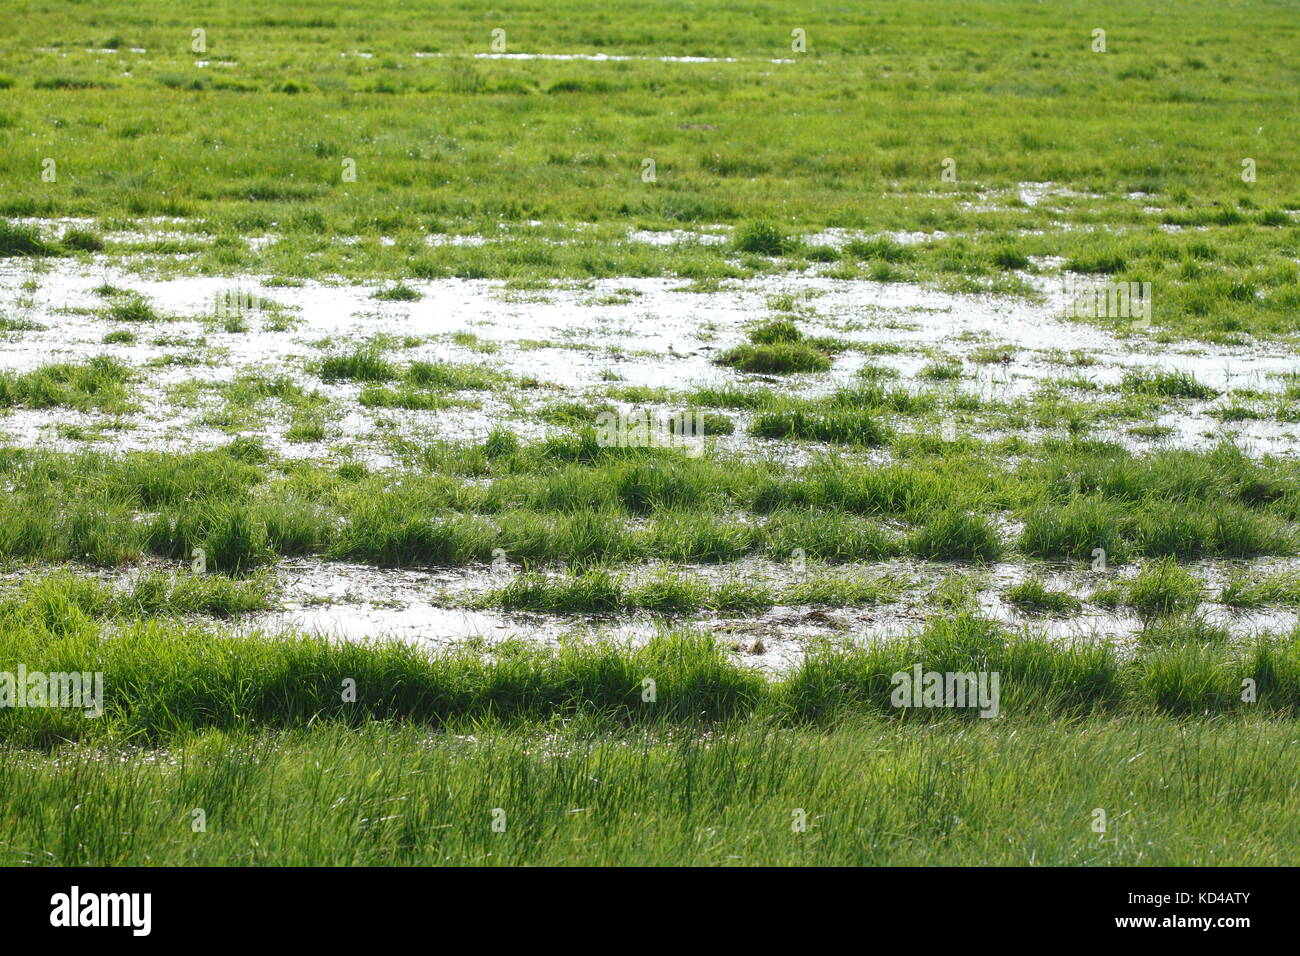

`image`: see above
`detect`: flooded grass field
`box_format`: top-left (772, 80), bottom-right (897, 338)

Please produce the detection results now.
top-left (1, 0), bottom-right (1299, 869)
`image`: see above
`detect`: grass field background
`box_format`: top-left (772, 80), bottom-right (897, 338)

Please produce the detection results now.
top-left (2, 0), bottom-right (1298, 335)
top-left (1, 0), bottom-right (1299, 866)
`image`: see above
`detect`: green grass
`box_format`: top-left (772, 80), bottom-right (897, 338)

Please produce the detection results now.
top-left (0, 219), bottom-right (58, 257)
top-left (1221, 570), bottom-right (1300, 608)
top-left (4, 0), bottom-right (1300, 870)
top-left (0, 569), bottom-right (273, 622)
top-left (481, 566), bottom-right (904, 615)
top-left (1123, 561), bottom-right (1201, 621)
top-left (733, 220), bottom-right (799, 256)
top-left (284, 414), bottom-right (327, 442)
top-left (920, 358), bottom-right (963, 381)
top-left (1120, 368), bottom-right (1218, 400)
top-left (716, 341), bottom-right (832, 375)
top-left (358, 385), bottom-right (466, 410)
top-left (2, 607), bottom-right (1300, 864)
top-left (716, 318), bottom-right (842, 374)
top-left (4, 615), bottom-right (1300, 745)
top-left (316, 346), bottom-right (397, 382)
top-left (0, 0), bottom-right (1295, 341)
top-left (750, 407), bottom-right (892, 446)
top-left (781, 569), bottom-right (905, 606)
top-left (61, 227), bottom-right (104, 252)
top-left (103, 294), bottom-right (163, 323)
top-left (909, 509), bottom-right (1003, 562)
top-left (0, 437), bottom-right (1294, 571)
top-left (747, 318), bottom-right (803, 344)
top-left (1091, 557), bottom-right (1204, 623)
top-left (372, 281), bottom-right (422, 301)
top-left (404, 360), bottom-right (510, 391)
top-left (0, 356), bottom-right (134, 412)
top-left (3, 712), bottom-right (1299, 865)
top-left (1004, 577), bottom-right (1083, 615)
top-left (488, 568), bottom-right (776, 615)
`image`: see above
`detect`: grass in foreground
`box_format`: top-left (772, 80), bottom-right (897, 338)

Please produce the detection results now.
top-left (3, 713), bottom-right (1298, 865)
top-left (2, 613), bottom-right (1299, 865)
top-left (3, 614), bottom-right (1299, 747)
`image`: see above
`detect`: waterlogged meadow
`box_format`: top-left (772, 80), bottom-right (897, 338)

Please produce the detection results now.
top-left (0, 0), bottom-right (1298, 867)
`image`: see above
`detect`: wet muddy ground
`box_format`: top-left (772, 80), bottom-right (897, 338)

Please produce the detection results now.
top-left (3, 232), bottom-right (1298, 666)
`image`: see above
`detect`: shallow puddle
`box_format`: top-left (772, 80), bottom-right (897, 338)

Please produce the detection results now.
top-left (3, 254), bottom-right (1296, 462)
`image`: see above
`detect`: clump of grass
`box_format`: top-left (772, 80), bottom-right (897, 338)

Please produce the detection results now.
top-left (373, 282), bottom-right (422, 301)
top-left (717, 318), bottom-right (838, 374)
top-left (1219, 571), bottom-right (1300, 608)
top-left (750, 408), bottom-right (892, 446)
top-left (0, 356), bottom-right (134, 412)
top-left (487, 566), bottom-right (903, 616)
top-left (493, 564), bottom-right (782, 616)
top-left (1121, 368), bottom-right (1218, 400)
top-left (1019, 497), bottom-right (1127, 562)
top-left (404, 360), bottom-right (507, 391)
top-left (495, 568), bottom-right (625, 614)
top-left (782, 571), bottom-right (903, 607)
top-left (119, 571), bottom-right (272, 617)
top-left (1004, 577), bottom-right (1082, 615)
top-left (716, 341), bottom-right (831, 374)
top-left (734, 220), bottom-right (798, 256)
top-left (692, 410), bottom-right (734, 435)
top-left (104, 294), bottom-right (161, 323)
top-left (285, 415), bottom-right (326, 442)
top-left (909, 509), bottom-right (1003, 562)
top-left (317, 346), bottom-right (396, 382)
top-left (991, 245), bottom-right (1029, 270)
top-left (1135, 615), bottom-right (1230, 648)
top-left (1125, 557), bottom-right (1202, 623)
top-left (358, 386), bottom-right (462, 410)
top-left (1128, 423), bottom-right (1174, 440)
top-left (102, 329), bottom-right (137, 345)
top-left (0, 317), bottom-right (46, 332)
top-left (1066, 251), bottom-right (1127, 274)
top-left (970, 344), bottom-right (1017, 365)
top-left (1132, 500), bottom-right (1292, 559)
top-left (451, 330), bottom-right (499, 353)
top-left (0, 570), bottom-right (273, 623)
top-left (145, 500), bottom-right (281, 575)
top-left (747, 318), bottom-right (802, 344)
top-left (353, 359), bottom-right (506, 409)
top-left (536, 400), bottom-right (610, 427)
top-left (759, 510), bottom-right (899, 563)
top-left (62, 228), bottom-right (105, 253)
top-left (0, 219), bottom-right (58, 257)
top-left (329, 505), bottom-right (496, 567)
top-left (919, 358), bottom-right (962, 381)
top-left (845, 236), bottom-right (913, 263)
top-left (488, 567), bottom-right (771, 616)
